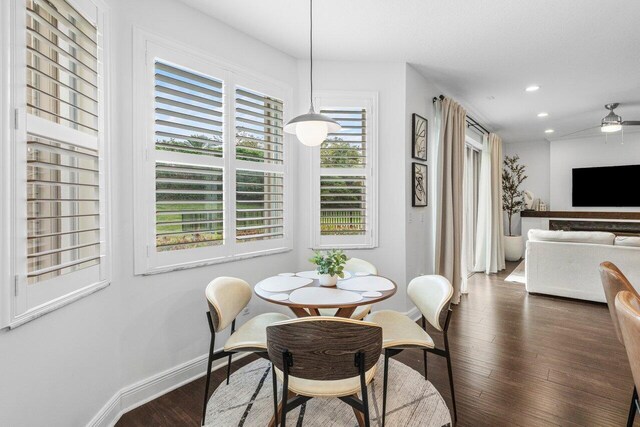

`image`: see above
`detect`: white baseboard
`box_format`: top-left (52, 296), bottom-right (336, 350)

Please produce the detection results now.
top-left (88, 307), bottom-right (420, 427)
top-left (88, 352), bottom-right (248, 427)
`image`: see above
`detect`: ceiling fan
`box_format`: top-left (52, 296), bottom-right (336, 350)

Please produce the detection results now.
top-left (558, 103), bottom-right (640, 138)
top-left (600, 103), bottom-right (640, 133)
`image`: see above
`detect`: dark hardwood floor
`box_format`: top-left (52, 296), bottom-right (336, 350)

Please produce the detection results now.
top-left (117, 262), bottom-right (638, 426)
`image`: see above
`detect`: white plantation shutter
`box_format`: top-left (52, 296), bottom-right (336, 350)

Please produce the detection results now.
top-left (26, 0), bottom-right (99, 136)
top-left (235, 88), bottom-right (284, 164)
top-left (153, 60), bottom-right (225, 254)
top-left (9, 0), bottom-right (109, 323)
top-left (235, 87), bottom-right (286, 244)
top-left (320, 108), bottom-right (367, 237)
top-left (27, 136), bottom-right (101, 284)
top-left (312, 95), bottom-right (377, 249)
top-left (135, 38), bottom-right (292, 273)
top-left (155, 162), bottom-right (224, 251)
top-left (154, 62), bottom-right (223, 157)
top-left (236, 170), bottom-right (284, 242)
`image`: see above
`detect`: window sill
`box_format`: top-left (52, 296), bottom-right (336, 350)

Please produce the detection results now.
top-left (5, 279), bottom-right (111, 330)
top-left (140, 246), bottom-right (293, 276)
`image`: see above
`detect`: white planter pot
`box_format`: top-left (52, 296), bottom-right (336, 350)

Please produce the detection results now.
top-left (504, 235), bottom-right (524, 261)
top-left (318, 273), bottom-right (338, 287)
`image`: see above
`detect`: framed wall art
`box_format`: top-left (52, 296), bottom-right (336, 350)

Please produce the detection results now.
top-left (412, 162), bottom-right (428, 207)
top-left (412, 113), bottom-right (428, 161)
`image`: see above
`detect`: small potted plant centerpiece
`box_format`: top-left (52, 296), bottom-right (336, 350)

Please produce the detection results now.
top-left (502, 155), bottom-right (528, 261)
top-left (310, 250), bottom-right (348, 287)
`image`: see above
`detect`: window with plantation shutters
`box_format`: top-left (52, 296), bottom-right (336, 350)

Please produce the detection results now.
top-left (235, 86), bottom-right (286, 244)
top-left (311, 94), bottom-right (377, 249)
top-left (5, 0), bottom-right (109, 326)
top-left (134, 36), bottom-right (292, 274)
top-left (320, 108), bottom-right (367, 237)
top-left (153, 60), bottom-right (225, 254)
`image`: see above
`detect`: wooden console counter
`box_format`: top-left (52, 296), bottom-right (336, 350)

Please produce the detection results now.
top-left (521, 211), bottom-right (640, 220)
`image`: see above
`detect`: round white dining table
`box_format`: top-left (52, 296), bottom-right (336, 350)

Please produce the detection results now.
top-left (254, 271), bottom-right (397, 318)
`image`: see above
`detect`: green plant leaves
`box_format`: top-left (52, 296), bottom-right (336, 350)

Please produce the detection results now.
top-left (309, 249), bottom-right (348, 277)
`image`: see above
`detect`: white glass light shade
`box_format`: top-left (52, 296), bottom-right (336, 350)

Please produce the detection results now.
top-left (295, 121), bottom-right (328, 146)
top-left (601, 110), bottom-right (623, 133)
top-left (601, 123), bottom-right (622, 133)
top-left (284, 108), bottom-right (341, 147)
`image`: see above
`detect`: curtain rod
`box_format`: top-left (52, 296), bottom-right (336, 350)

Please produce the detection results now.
top-left (432, 94), bottom-right (491, 135)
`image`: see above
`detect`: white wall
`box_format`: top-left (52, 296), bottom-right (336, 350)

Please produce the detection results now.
top-left (0, 0), bottom-right (299, 426)
top-left (295, 60), bottom-right (412, 312)
top-left (550, 132), bottom-right (640, 211)
top-left (503, 139), bottom-right (550, 235)
top-left (1, 2), bottom-right (438, 426)
top-left (404, 64), bottom-right (440, 311)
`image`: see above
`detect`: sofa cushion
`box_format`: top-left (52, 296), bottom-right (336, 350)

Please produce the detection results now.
top-left (527, 229), bottom-right (615, 245)
top-left (614, 236), bottom-right (640, 247)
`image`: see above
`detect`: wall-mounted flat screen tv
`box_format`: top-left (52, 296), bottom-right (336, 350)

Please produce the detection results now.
top-left (572, 164), bottom-right (640, 207)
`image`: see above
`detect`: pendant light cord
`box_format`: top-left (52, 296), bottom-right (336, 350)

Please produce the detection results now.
top-left (309, 0), bottom-right (314, 111)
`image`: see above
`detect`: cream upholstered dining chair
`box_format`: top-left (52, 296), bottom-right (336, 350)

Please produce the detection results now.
top-left (599, 262), bottom-right (640, 426)
top-left (318, 257), bottom-right (378, 320)
top-left (202, 277), bottom-right (290, 425)
top-left (267, 317), bottom-right (382, 427)
top-left (615, 291), bottom-right (640, 427)
top-left (366, 275), bottom-right (456, 426)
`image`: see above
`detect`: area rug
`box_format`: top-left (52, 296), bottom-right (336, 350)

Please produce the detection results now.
top-left (505, 260), bottom-right (526, 284)
top-left (205, 357), bottom-right (452, 427)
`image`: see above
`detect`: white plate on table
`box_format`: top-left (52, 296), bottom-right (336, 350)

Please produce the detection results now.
top-left (362, 291), bottom-right (382, 298)
top-left (288, 287), bottom-right (363, 305)
top-left (337, 276), bottom-right (394, 292)
top-left (257, 276), bottom-right (313, 293)
top-left (268, 293), bottom-right (289, 301)
top-left (296, 270), bottom-right (352, 280)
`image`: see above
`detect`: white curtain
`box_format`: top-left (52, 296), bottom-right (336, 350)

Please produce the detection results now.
top-left (435, 97), bottom-right (466, 303)
top-left (474, 133), bottom-right (505, 273)
top-left (461, 145), bottom-right (480, 293)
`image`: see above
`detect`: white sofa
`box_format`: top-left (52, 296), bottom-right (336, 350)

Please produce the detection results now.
top-left (525, 229), bottom-right (640, 302)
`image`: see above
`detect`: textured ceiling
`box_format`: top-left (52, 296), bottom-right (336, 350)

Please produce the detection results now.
top-left (178, 0), bottom-right (640, 143)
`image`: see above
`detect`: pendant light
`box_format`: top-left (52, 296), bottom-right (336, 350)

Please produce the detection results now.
top-left (284, 0), bottom-right (341, 146)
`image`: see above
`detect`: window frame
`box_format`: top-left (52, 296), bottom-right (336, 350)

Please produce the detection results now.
top-left (132, 29), bottom-right (293, 275)
top-left (310, 91), bottom-right (378, 249)
top-left (2, 0), bottom-right (111, 329)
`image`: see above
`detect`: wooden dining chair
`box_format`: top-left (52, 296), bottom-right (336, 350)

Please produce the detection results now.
top-left (599, 262), bottom-right (640, 426)
top-left (615, 290), bottom-right (640, 427)
top-left (366, 275), bottom-right (456, 426)
top-left (318, 257), bottom-right (378, 320)
top-left (202, 277), bottom-right (290, 425)
top-left (267, 316), bottom-right (382, 427)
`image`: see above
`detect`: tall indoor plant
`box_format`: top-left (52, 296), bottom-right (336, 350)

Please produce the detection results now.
top-left (502, 155), bottom-right (527, 261)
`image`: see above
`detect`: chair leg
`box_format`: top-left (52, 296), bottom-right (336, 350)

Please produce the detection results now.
top-left (280, 386), bottom-right (288, 427)
top-left (362, 384), bottom-right (371, 427)
top-left (226, 353), bottom-right (233, 385)
top-left (201, 333), bottom-right (215, 426)
top-left (382, 350), bottom-right (390, 427)
top-left (421, 316), bottom-right (428, 380)
top-left (444, 334), bottom-right (457, 423)
top-left (627, 386), bottom-right (638, 427)
top-left (422, 349), bottom-right (428, 380)
top-left (271, 364), bottom-right (279, 426)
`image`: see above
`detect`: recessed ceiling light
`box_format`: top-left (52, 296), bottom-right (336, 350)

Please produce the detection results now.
top-left (525, 85), bottom-right (540, 92)
top-left (537, 112), bottom-right (549, 117)
top-left (545, 129), bottom-right (554, 134)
